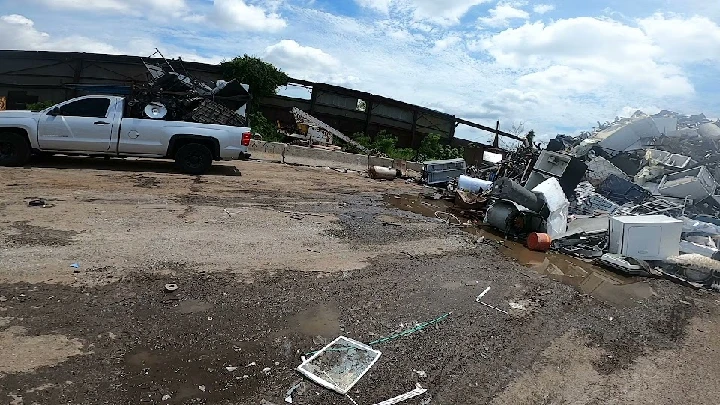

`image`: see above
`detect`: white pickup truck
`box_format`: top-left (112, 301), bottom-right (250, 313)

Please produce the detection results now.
top-left (0, 95), bottom-right (252, 174)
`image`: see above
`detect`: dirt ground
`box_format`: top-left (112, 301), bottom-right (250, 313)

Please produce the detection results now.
top-left (1, 156), bottom-right (720, 405)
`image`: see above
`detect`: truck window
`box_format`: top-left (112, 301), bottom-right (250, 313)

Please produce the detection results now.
top-left (59, 98), bottom-right (111, 118)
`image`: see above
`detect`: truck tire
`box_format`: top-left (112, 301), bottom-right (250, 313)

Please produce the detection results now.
top-left (0, 133), bottom-right (31, 167)
top-left (175, 143), bottom-right (213, 175)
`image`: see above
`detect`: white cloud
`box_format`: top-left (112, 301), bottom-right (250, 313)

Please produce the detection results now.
top-left (356, 0), bottom-right (393, 14)
top-left (210, 0), bottom-right (287, 32)
top-left (533, 4), bottom-right (554, 14)
top-left (618, 105), bottom-right (661, 118)
top-left (0, 13), bottom-right (226, 64)
top-left (409, 0), bottom-right (493, 24)
top-left (478, 5), bottom-right (530, 27)
top-left (481, 17), bottom-right (694, 97)
top-left (355, 0), bottom-right (492, 25)
top-left (0, 14), bottom-right (120, 54)
top-left (482, 18), bottom-right (658, 67)
top-left (29, 0), bottom-right (189, 16)
top-left (1, 14), bottom-right (34, 25)
top-left (263, 40), bottom-right (351, 83)
top-left (638, 13), bottom-right (720, 64)
top-left (264, 40), bottom-right (339, 70)
top-left (432, 36), bottom-right (462, 52)
top-left (517, 65), bottom-right (607, 93)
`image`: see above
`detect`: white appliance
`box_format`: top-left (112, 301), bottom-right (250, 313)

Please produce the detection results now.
top-left (608, 215), bottom-right (683, 260)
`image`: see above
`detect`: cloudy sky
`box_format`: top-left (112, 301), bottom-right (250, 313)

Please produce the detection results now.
top-left (1, 0), bottom-right (719, 143)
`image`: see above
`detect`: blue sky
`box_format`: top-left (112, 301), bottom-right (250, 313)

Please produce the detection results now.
top-left (1, 0), bottom-right (720, 144)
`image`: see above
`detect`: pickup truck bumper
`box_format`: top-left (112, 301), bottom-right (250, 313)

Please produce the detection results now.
top-left (220, 146), bottom-right (249, 161)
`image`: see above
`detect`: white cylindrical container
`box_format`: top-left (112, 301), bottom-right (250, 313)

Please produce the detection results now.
top-left (369, 166), bottom-right (398, 180)
top-left (458, 175), bottom-right (492, 193)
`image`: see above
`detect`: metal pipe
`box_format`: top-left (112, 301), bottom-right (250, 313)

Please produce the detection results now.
top-left (491, 177), bottom-right (548, 215)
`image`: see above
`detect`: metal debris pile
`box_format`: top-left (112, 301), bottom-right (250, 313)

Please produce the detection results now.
top-left (126, 52), bottom-right (251, 127)
top-left (422, 108), bottom-right (720, 292)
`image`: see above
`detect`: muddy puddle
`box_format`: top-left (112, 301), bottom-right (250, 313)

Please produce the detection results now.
top-left (385, 194), bottom-right (655, 306)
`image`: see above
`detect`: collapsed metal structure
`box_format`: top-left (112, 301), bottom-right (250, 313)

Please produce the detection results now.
top-left (0, 50), bottom-right (520, 154)
top-left (128, 53), bottom-right (250, 127)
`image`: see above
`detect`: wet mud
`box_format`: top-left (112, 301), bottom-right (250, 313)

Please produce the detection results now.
top-left (385, 193), bottom-right (656, 307)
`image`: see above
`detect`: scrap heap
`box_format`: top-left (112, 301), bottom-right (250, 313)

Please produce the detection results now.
top-left (436, 109), bottom-right (720, 292)
top-left (127, 58), bottom-right (251, 127)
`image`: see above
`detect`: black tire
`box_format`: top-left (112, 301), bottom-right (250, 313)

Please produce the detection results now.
top-left (175, 143), bottom-right (213, 175)
top-left (0, 133), bottom-right (31, 167)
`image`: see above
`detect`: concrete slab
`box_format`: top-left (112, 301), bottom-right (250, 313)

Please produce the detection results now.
top-left (284, 145), bottom-right (369, 172)
top-left (248, 140), bottom-right (286, 162)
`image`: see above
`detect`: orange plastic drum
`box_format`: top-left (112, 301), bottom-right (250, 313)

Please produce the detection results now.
top-left (527, 232), bottom-right (552, 252)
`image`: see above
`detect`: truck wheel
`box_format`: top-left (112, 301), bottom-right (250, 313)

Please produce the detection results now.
top-left (0, 133), bottom-right (31, 167)
top-left (175, 143), bottom-right (213, 175)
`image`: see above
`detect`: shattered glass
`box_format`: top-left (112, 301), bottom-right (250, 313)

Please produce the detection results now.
top-left (297, 336), bottom-right (381, 394)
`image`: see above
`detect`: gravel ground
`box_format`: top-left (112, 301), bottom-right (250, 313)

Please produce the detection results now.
top-left (1, 157), bottom-right (720, 405)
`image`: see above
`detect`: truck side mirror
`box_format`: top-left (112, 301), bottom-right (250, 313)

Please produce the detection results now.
top-left (48, 107), bottom-right (61, 116)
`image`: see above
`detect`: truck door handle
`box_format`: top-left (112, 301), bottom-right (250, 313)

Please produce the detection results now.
top-left (94, 121), bottom-right (110, 125)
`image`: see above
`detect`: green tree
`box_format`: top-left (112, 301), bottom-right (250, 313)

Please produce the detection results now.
top-left (220, 55), bottom-right (289, 136)
top-left (220, 55), bottom-right (289, 111)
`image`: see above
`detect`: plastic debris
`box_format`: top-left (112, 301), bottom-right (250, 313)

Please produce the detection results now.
top-left (367, 313), bottom-right (451, 346)
top-left (70, 263), bottom-right (80, 269)
top-left (475, 286), bottom-right (509, 315)
top-left (371, 383), bottom-right (428, 405)
top-left (413, 369), bottom-right (427, 378)
top-left (164, 283), bottom-right (178, 293)
top-left (284, 380), bottom-right (305, 404)
top-left (225, 366), bottom-right (238, 372)
top-left (162, 394), bottom-right (171, 401)
top-left (198, 385), bottom-right (206, 392)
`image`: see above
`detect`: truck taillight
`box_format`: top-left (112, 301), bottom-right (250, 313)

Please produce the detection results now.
top-left (241, 132), bottom-right (252, 146)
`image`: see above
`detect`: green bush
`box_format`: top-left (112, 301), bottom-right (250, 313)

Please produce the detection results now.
top-left (248, 112), bottom-right (284, 142)
top-left (343, 131), bottom-right (463, 161)
top-left (26, 100), bottom-right (55, 111)
top-left (418, 133), bottom-right (464, 161)
top-left (345, 130), bottom-right (415, 160)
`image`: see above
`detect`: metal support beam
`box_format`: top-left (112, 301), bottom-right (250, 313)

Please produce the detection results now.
top-left (456, 117), bottom-right (523, 142)
top-left (309, 88), bottom-right (317, 114)
top-left (410, 109), bottom-right (419, 148)
top-left (71, 58), bottom-right (84, 98)
top-left (493, 121), bottom-right (500, 148)
top-left (364, 100), bottom-right (373, 140)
